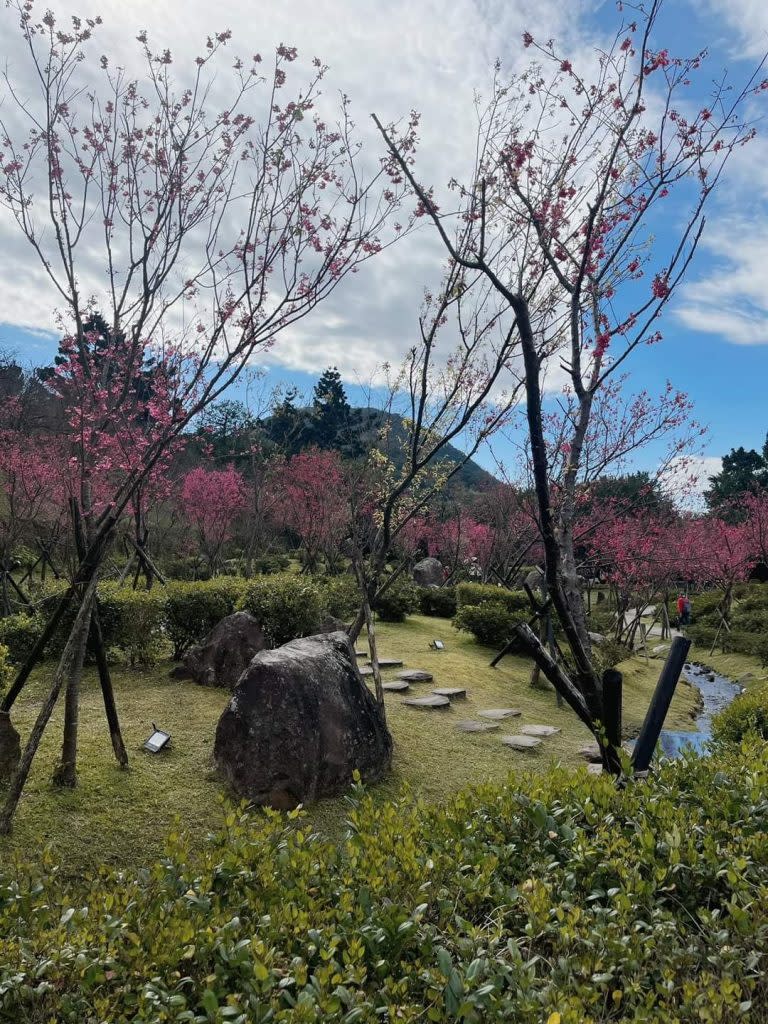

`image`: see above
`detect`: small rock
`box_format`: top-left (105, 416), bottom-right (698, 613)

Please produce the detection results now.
top-left (501, 734), bottom-right (542, 750)
top-left (578, 742), bottom-right (602, 763)
top-left (432, 687), bottom-right (466, 699)
top-left (707, 673), bottom-right (716, 682)
top-left (586, 762), bottom-right (603, 775)
top-left (455, 720), bottom-right (500, 733)
top-left (403, 695), bottom-right (450, 709)
top-left (520, 724), bottom-right (561, 737)
top-left (398, 669), bottom-right (433, 682)
top-left (477, 708), bottom-right (521, 720)
top-left (588, 631), bottom-right (606, 644)
top-left (652, 644), bottom-right (670, 655)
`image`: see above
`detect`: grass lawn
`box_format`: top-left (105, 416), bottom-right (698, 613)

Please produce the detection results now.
top-left (0, 614), bottom-right (712, 878)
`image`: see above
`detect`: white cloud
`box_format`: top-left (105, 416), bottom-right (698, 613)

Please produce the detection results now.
top-left (663, 454), bottom-right (722, 510)
top-left (675, 220), bottom-right (768, 346)
top-left (0, 0), bottom-right (601, 385)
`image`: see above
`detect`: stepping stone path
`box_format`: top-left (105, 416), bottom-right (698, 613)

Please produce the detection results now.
top-left (477, 708), bottom-right (521, 720)
top-left (578, 742), bottom-right (602, 763)
top-left (520, 724), bottom-right (561, 738)
top-left (397, 669), bottom-right (433, 682)
top-left (501, 734), bottom-right (542, 750)
top-left (403, 694), bottom-right (450, 709)
top-left (432, 687), bottom-right (466, 699)
top-left (455, 720), bottom-right (500, 733)
top-left (359, 665), bottom-right (373, 677)
top-left (382, 680), bottom-right (409, 693)
top-left (377, 658), bottom-right (404, 668)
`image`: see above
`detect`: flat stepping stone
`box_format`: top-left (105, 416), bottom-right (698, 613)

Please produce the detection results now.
top-left (377, 658), bottom-right (403, 668)
top-left (477, 708), bottom-right (521, 720)
top-left (382, 680), bottom-right (409, 692)
top-left (520, 724), bottom-right (561, 737)
top-left (455, 720), bottom-right (499, 733)
top-left (359, 665), bottom-right (373, 676)
top-left (578, 742), bottom-right (602, 763)
top-left (432, 687), bottom-right (466, 699)
top-left (397, 669), bottom-right (433, 682)
top-left (355, 650), bottom-right (367, 658)
top-left (403, 695), bottom-right (450, 709)
top-left (501, 734), bottom-right (542, 750)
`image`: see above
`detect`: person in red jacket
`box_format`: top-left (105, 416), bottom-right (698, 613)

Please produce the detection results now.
top-left (676, 594), bottom-right (686, 626)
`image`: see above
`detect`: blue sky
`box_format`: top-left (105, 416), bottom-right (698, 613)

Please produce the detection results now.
top-left (0, 0), bottom-right (766, 488)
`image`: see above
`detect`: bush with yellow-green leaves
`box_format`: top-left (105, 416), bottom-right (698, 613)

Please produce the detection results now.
top-left (2, 745), bottom-right (768, 1022)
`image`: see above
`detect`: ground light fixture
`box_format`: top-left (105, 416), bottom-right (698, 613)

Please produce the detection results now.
top-left (430, 639), bottom-right (445, 651)
top-left (143, 724), bottom-right (171, 753)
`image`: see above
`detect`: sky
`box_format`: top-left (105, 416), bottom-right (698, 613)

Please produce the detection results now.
top-left (0, 0), bottom-right (767, 493)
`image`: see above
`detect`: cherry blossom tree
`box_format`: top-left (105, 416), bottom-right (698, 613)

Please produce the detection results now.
top-left (675, 515), bottom-right (757, 650)
top-left (0, 3), bottom-right (411, 828)
top-left (271, 448), bottom-right (350, 573)
top-left (374, 0), bottom-right (764, 767)
top-left (181, 465), bottom-right (247, 576)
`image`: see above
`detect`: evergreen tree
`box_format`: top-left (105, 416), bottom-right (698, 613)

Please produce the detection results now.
top-left (706, 439), bottom-right (768, 509)
top-left (268, 386), bottom-right (305, 454)
top-left (309, 367), bottom-right (361, 455)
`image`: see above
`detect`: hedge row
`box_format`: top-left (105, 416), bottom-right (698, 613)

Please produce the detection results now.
top-left (2, 747), bottom-right (768, 1021)
top-left (0, 574), bottom-right (455, 666)
top-left (453, 584), bottom-right (530, 647)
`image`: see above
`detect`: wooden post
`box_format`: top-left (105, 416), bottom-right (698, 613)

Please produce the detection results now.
top-left (631, 636), bottom-right (691, 773)
top-left (602, 669), bottom-right (623, 750)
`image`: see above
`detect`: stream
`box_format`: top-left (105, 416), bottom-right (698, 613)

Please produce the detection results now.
top-left (657, 663), bottom-right (742, 758)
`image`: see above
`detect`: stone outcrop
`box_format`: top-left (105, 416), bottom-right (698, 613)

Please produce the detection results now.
top-left (412, 557), bottom-right (444, 587)
top-left (214, 631), bottom-right (392, 808)
top-left (183, 611), bottom-right (267, 689)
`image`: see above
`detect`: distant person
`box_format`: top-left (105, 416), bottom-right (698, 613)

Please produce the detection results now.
top-left (682, 596), bottom-right (691, 626)
top-left (676, 593), bottom-right (686, 626)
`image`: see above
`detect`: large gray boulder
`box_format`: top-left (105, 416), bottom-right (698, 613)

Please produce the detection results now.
top-left (183, 611), bottom-right (267, 689)
top-left (214, 631), bottom-right (392, 808)
top-left (413, 557), bottom-right (444, 588)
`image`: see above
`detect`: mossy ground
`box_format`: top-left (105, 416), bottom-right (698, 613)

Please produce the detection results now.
top-left (0, 614), bottom-right (718, 879)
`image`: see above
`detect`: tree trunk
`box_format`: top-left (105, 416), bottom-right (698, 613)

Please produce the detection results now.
top-left (51, 590), bottom-right (93, 788)
top-left (0, 580), bottom-right (97, 833)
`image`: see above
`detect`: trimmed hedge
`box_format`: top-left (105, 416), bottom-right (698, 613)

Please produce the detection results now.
top-left (2, 749), bottom-right (768, 1020)
top-left (0, 612), bottom-right (46, 664)
top-left (417, 585), bottom-right (457, 619)
top-left (456, 582), bottom-right (529, 614)
top-left (164, 579), bottom-right (241, 660)
top-left (238, 573), bottom-right (324, 646)
top-left (453, 601), bottom-right (522, 648)
top-left (372, 575), bottom-right (419, 623)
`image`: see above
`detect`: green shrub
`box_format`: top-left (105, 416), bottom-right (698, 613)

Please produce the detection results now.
top-left (96, 583), bottom-right (168, 666)
top-left (372, 575), bottom-right (419, 622)
top-left (712, 685), bottom-right (768, 744)
top-left (163, 579), bottom-right (242, 660)
top-left (0, 642), bottom-right (13, 693)
top-left (320, 573), bottom-right (360, 622)
top-left (417, 585), bottom-right (457, 618)
top-left (0, 612), bottom-right (45, 664)
top-left (251, 553), bottom-right (291, 575)
top-left (3, 749), bottom-right (768, 1021)
top-left (238, 573), bottom-right (323, 646)
top-left (456, 582), bottom-right (529, 614)
top-left (453, 600), bottom-right (526, 648)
